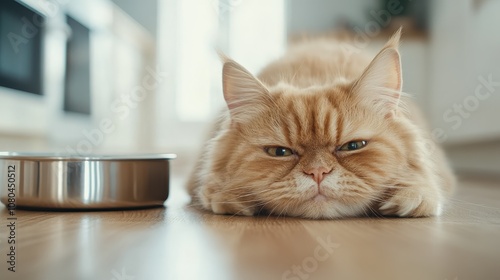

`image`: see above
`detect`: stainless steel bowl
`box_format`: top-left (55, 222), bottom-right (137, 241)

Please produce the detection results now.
top-left (0, 152), bottom-right (176, 210)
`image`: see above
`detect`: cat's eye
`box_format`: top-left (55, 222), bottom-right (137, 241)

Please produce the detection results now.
top-left (265, 146), bottom-right (294, 157)
top-left (338, 140), bottom-right (368, 151)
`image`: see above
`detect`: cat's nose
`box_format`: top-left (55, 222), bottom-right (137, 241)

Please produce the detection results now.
top-left (303, 167), bottom-right (332, 184)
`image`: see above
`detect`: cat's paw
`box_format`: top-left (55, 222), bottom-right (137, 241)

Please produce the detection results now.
top-left (379, 186), bottom-right (443, 217)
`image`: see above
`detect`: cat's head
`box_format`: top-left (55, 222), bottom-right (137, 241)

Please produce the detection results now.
top-left (216, 30), bottom-right (418, 218)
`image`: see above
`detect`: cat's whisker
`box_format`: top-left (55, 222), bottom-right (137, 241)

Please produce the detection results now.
top-left (266, 201), bottom-right (284, 220)
top-left (364, 201), bottom-right (385, 218)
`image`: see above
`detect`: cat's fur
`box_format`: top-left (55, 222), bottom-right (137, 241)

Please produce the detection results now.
top-left (188, 29), bottom-right (455, 219)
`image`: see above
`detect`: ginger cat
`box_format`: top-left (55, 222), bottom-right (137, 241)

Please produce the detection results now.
top-left (188, 29), bottom-right (455, 219)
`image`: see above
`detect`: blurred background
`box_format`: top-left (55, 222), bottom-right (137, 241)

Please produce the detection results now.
top-left (0, 0), bottom-right (499, 177)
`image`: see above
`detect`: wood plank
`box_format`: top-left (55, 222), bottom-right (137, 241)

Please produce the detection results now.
top-left (1, 177), bottom-right (499, 280)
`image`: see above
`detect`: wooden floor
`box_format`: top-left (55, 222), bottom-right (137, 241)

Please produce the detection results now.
top-left (1, 176), bottom-right (500, 280)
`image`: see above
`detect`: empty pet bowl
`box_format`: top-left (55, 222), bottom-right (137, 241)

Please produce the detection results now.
top-left (0, 152), bottom-right (176, 210)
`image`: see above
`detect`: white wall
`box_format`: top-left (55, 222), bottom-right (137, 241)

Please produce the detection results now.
top-left (429, 0), bottom-right (500, 144)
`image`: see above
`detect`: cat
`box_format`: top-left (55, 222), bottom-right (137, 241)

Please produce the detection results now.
top-left (188, 29), bottom-right (455, 219)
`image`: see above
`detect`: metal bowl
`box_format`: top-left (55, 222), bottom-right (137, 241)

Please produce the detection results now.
top-left (0, 152), bottom-right (176, 210)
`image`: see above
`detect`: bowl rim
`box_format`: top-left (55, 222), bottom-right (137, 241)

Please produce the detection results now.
top-left (0, 151), bottom-right (177, 161)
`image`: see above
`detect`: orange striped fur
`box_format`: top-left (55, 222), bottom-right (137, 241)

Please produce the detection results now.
top-left (188, 29), bottom-right (455, 219)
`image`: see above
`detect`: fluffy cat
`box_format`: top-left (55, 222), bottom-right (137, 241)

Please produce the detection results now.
top-left (188, 29), bottom-right (455, 219)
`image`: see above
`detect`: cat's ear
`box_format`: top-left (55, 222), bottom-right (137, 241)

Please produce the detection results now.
top-left (351, 28), bottom-right (402, 108)
top-left (222, 58), bottom-right (270, 122)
